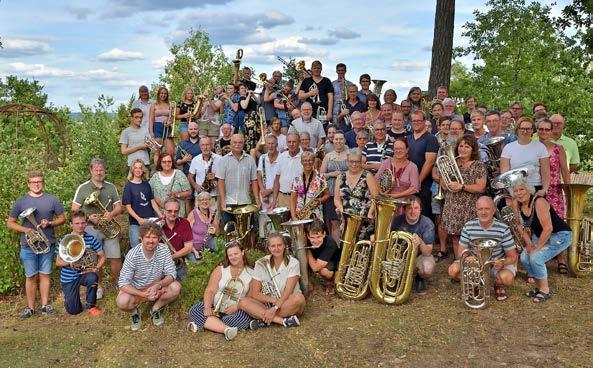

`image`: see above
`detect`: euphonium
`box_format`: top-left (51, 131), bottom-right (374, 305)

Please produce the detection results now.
top-left (281, 219), bottom-right (313, 295)
top-left (296, 176), bottom-right (327, 220)
top-left (232, 49), bottom-right (243, 85)
top-left (223, 204), bottom-right (259, 248)
top-left (460, 238), bottom-right (502, 309)
top-left (335, 211), bottom-right (371, 300)
top-left (369, 196), bottom-right (416, 305)
top-left (372, 79), bottom-right (387, 97)
top-left (493, 193), bottom-right (525, 253)
top-left (213, 276), bottom-right (245, 317)
top-left (59, 234), bottom-right (98, 271)
top-left (436, 142), bottom-right (464, 189)
top-left (83, 191), bottom-right (121, 239)
top-left (18, 207), bottom-right (51, 254)
top-left (566, 173), bottom-right (593, 276)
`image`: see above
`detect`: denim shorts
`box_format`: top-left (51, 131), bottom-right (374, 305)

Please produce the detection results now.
top-left (20, 246), bottom-right (55, 277)
top-left (179, 120), bottom-right (189, 133)
top-left (153, 122), bottom-right (172, 139)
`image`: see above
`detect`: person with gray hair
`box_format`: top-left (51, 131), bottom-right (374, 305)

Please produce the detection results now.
top-left (131, 85), bottom-right (154, 133)
top-left (289, 102), bottom-right (326, 150)
top-left (187, 191), bottom-right (219, 261)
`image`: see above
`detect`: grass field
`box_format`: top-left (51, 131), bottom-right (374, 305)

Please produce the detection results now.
top-left (1, 256), bottom-right (592, 368)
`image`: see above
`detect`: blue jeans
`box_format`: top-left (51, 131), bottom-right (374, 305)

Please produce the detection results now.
top-left (20, 246), bottom-right (55, 277)
top-left (128, 224), bottom-right (141, 248)
top-left (520, 231), bottom-right (572, 279)
top-left (61, 272), bottom-right (99, 315)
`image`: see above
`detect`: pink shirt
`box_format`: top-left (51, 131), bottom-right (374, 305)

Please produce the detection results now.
top-left (375, 158), bottom-right (420, 195)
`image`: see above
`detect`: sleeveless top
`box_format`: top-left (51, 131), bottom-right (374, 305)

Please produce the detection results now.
top-left (154, 105), bottom-right (170, 124)
top-left (520, 196), bottom-right (571, 237)
top-left (190, 208), bottom-right (212, 250)
top-left (340, 170), bottom-right (371, 215)
top-left (213, 266), bottom-right (252, 311)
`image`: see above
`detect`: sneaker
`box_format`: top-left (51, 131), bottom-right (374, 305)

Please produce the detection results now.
top-left (131, 310), bottom-right (141, 331)
top-left (249, 319), bottom-right (268, 330)
top-left (151, 309), bottom-right (164, 326)
top-left (224, 326), bottom-right (238, 341)
top-left (187, 322), bottom-right (198, 333)
top-left (416, 277), bottom-right (427, 295)
top-left (87, 307), bottom-right (102, 317)
top-left (96, 286), bottom-right (104, 300)
top-left (40, 304), bottom-right (57, 316)
top-left (282, 315), bottom-right (300, 328)
top-left (20, 307), bottom-right (35, 320)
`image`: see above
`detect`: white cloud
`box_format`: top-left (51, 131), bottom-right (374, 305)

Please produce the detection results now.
top-left (101, 0), bottom-right (232, 18)
top-left (82, 68), bottom-right (121, 80)
top-left (5, 62), bottom-right (75, 78)
top-left (300, 37), bottom-right (338, 46)
top-left (390, 61), bottom-right (430, 72)
top-left (328, 27), bottom-right (360, 40)
top-left (97, 48), bottom-right (145, 61)
top-left (152, 56), bottom-right (172, 70)
top-left (0, 39), bottom-right (51, 58)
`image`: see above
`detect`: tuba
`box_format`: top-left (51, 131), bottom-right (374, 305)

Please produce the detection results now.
top-left (460, 238), bottom-right (502, 309)
top-left (281, 219), bottom-right (313, 295)
top-left (482, 136), bottom-right (505, 182)
top-left (59, 234), bottom-right (98, 271)
top-left (18, 207), bottom-right (51, 254)
top-left (368, 196), bottom-right (416, 305)
top-left (436, 142), bottom-right (464, 190)
top-left (83, 190), bottom-right (121, 239)
top-left (335, 211), bottom-right (372, 300)
top-left (223, 204), bottom-right (259, 248)
top-left (213, 276), bottom-right (245, 317)
top-left (265, 207), bottom-right (291, 233)
top-left (232, 49), bottom-right (243, 85)
top-left (566, 173), bottom-right (593, 276)
top-left (372, 79), bottom-right (387, 97)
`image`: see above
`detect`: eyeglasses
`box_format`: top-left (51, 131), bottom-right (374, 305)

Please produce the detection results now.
top-left (537, 128), bottom-right (552, 132)
top-left (348, 160), bottom-right (361, 164)
top-left (374, 128), bottom-right (386, 132)
top-left (161, 160), bottom-right (173, 164)
top-left (166, 209), bottom-right (179, 213)
top-left (518, 127), bottom-right (532, 131)
top-left (411, 120), bottom-right (424, 123)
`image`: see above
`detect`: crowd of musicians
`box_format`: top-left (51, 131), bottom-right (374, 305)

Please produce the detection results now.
top-left (8, 58), bottom-right (587, 340)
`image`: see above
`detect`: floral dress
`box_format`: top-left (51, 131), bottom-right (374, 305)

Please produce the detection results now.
top-left (149, 169), bottom-right (192, 218)
top-left (291, 171), bottom-right (327, 219)
top-left (339, 170), bottom-right (373, 240)
top-left (546, 144), bottom-right (565, 218)
top-left (442, 160), bottom-right (487, 235)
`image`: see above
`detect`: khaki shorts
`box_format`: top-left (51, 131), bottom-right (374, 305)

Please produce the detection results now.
top-left (118, 281), bottom-right (165, 306)
top-left (197, 120), bottom-right (221, 137)
top-left (85, 226), bottom-right (121, 259)
top-left (277, 193), bottom-right (291, 209)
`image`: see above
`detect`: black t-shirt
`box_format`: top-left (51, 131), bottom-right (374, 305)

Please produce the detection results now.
top-left (299, 77), bottom-right (334, 117)
top-left (387, 129), bottom-right (411, 141)
top-left (239, 96), bottom-right (258, 115)
top-left (309, 236), bottom-right (340, 265)
top-left (178, 101), bottom-right (195, 122)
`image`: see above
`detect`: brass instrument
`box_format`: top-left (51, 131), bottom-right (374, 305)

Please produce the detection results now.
top-left (378, 167), bottom-right (395, 193)
top-left (83, 191), bottom-right (121, 239)
top-left (435, 142), bottom-right (464, 190)
top-left (18, 207), bottom-right (51, 254)
top-left (145, 136), bottom-right (162, 152)
top-left (164, 102), bottom-right (176, 140)
top-left (257, 106), bottom-right (267, 147)
top-left (213, 276), bottom-right (245, 317)
top-left (279, 91), bottom-right (297, 112)
top-left (460, 238), bottom-right (503, 309)
top-left (340, 79), bottom-right (348, 102)
top-left (220, 145), bottom-right (232, 156)
top-left (340, 99), bottom-right (352, 127)
top-left (309, 82), bottom-right (321, 104)
top-left (281, 219), bottom-right (313, 295)
top-left (201, 156), bottom-right (217, 192)
top-left (59, 234), bottom-right (99, 271)
top-left (190, 93), bottom-right (206, 120)
top-left (176, 145), bottom-right (191, 160)
top-left (232, 49), bottom-right (243, 85)
top-left (296, 175), bottom-right (327, 220)
top-left (369, 196), bottom-right (416, 304)
top-left (566, 173), bottom-right (593, 276)
top-left (372, 79), bottom-right (387, 97)
top-left (491, 167), bottom-right (529, 192)
top-left (257, 257), bottom-right (282, 299)
top-left (223, 204), bottom-right (259, 248)
top-left (482, 136), bottom-right (505, 181)
top-left (265, 207), bottom-right (291, 233)
top-left (277, 56), bottom-right (311, 78)
top-left (335, 211), bottom-right (371, 300)
top-left (493, 193), bottom-right (525, 253)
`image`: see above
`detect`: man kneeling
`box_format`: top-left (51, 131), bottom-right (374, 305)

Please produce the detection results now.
top-left (448, 196), bottom-right (517, 301)
top-left (56, 210), bottom-right (106, 316)
top-left (117, 221), bottom-right (181, 331)
top-left (305, 219), bottom-right (340, 294)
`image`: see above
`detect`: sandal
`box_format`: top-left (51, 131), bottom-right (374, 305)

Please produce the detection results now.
top-left (494, 285), bottom-right (508, 302)
top-left (527, 277), bottom-right (535, 285)
top-left (533, 291), bottom-right (551, 303)
top-left (526, 288), bottom-right (540, 297)
top-left (435, 250), bottom-right (449, 262)
top-left (558, 263), bottom-right (568, 275)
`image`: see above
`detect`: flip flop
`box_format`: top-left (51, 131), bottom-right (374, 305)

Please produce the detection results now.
top-left (558, 263), bottom-right (568, 275)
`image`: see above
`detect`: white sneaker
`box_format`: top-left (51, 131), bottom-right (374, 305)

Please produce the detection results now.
top-left (187, 322), bottom-right (198, 333)
top-left (224, 326), bottom-right (238, 341)
top-left (96, 286), bottom-right (104, 300)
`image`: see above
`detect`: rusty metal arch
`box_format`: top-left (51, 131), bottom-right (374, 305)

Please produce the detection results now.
top-left (0, 103), bottom-right (70, 168)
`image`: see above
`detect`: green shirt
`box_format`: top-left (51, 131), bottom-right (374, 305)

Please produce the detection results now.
top-left (533, 133), bottom-right (580, 167)
top-left (72, 180), bottom-right (121, 215)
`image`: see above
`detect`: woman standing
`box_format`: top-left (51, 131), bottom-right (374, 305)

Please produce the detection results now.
top-left (148, 153), bottom-right (192, 218)
top-left (320, 131), bottom-right (349, 242)
top-left (240, 233), bottom-right (305, 328)
top-left (149, 86), bottom-right (175, 157)
top-left (375, 138), bottom-right (419, 200)
top-left (407, 87), bottom-right (423, 113)
top-left (187, 191), bottom-right (219, 261)
top-left (290, 151), bottom-right (330, 221)
top-left (122, 159), bottom-right (162, 246)
top-left (463, 96), bottom-right (476, 128)
top-left (441, 135), bottom-right (487, 259)
top-left (363, 93), bottom-right (382, 127)
top-left (187, 241), bottom-right (253, 340)
top-left (176, 87), bottom-right (196, 142)
top-left (221, 83), bottom-right (240, 129)
top-left (382, 89), bottom-right (400, 112)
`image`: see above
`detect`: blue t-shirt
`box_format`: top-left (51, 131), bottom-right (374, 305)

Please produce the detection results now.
top-left (57, 233), bottom-right (102, 284)
top-left (392, 214), bottom-right (435, 246)
top-left (122, 181), bottom-right (156, 225)
top-left (407, 131), bottom-right (439, 185)
top-left (176, 139), bottom-right (202, 175)
top-left (10, 193), bottom-right (65, 248)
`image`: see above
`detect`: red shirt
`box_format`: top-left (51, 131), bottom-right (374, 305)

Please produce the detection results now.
top-left (162, 218), bottom-right (193, 251)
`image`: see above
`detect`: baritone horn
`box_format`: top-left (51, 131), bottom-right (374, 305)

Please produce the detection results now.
top-left (460, 238), bottom-right (502, 309)
top-left (213, 276), bottom-right (245, 317)
top-left (436, 142), bottom-right (464, 189)
top-left (18, 207), bottom-right (51, 254)
top-left (59, 234), bottom-right (99, 271)
top-left (83, 191), bottom-right (121, 239)
top-left (566, 173), bottom-right (593, 276)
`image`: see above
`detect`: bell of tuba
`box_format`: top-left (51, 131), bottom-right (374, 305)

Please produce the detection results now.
top-left (566, 173), bottom-right (593, 276)
top-left (18, 207), bottom-right (52, 255)
top-left (58, 233), bottom-right (98, 272)
top-left (372, 79), bottom-right (386, 97)
top-left (223, 204), bottom-right (259, 248)
top-left (368, 196), bottom-right (416, 305)
top-left (435, 142), bottom-right (464, 190)
top-left (83, 190), bottom-right (121, 239)
top-left (281, 219), bottom-right (313, 295)
top-left (460, 238), bottom-right (502, 309)
top-left (265, 207), bottom-right (291, 233)
top-left (335, 211), bottom-right (372, 300)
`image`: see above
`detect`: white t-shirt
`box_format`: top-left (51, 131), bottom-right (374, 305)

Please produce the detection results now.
top-left (289, 118), bottom-right (326, 148)
top-left (257, 152), bottom-right (281, 190)
top-left (188, 153), bottom-right (222, 196)
top-left (253, 255), bottom-right (301, 294)
top-left (501, 140), bottom-right (549, 186)
top-left (275, 150), bottom-right (303, 193)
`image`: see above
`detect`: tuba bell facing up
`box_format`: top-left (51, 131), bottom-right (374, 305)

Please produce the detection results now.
top-left (59, 234), bottom-right (99, 271)
top-left (83, 190), bottom-right (121, 239)
top-left (281, 219), bottom-right (313, 295)
top-left (223, 204), bottom-right (259, 248)
top-left (18, 207), bottom-right (51, 254)
top-left (460, 238), bottom-right (502, 309)
top-left (566, 173), bottom-right (593, 277)
top-left (372, 79), bottom-right (387, 97)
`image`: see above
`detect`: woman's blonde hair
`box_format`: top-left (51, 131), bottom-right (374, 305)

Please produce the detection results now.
top-left (127, 159), bottom-right (148, 181)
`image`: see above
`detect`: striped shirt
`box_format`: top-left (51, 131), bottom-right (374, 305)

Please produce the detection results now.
top-left (363, 140), bottom-right (394, 170)
top-left (118, 243), bottom-right (176, 289)
top-left (215, 152), bottom-right (257, 205)
top-left (57, 233), bottom-right (102, 284)
top-left (459, 218), bottom-right (515, 260)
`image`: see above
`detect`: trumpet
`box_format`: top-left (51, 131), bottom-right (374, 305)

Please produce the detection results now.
top-left (339, 99), bottom-right (352, 127)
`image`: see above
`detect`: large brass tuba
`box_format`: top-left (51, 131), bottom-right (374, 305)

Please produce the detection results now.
top-left (335, 211), bottom-right (371, 300)
top-left (482, 136), bottom-right (506, 182)
top-left (83, 191), bottom-right (121, 239)
top-left (232, 49), bottom-right (243, 85)
top-left (566, 173), bottom-right (593, 277)
top-left (59, 234), bottom-right (98, 271)
top-left (281, 219), bottom-right (313, 295)
top-left (18, 207), bottom-right (51, 254)
top-left (372, 79), bottom-right (387, 97)
top-left (213, 276), bottom-right (245, 317)
top-left (459, 238), bottom-right (502, 309)
top-left (223, 204), bottom-right (259, 248)
top-left (368, 196), bottom-right (416, 305)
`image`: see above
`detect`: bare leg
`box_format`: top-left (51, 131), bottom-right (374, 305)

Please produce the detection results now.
top-left (238, 298), bottom-right (284, 325)
top-left (204, 316), bottom-right (229, 334)
top-left (39, 273), bottom-right (51, 306)
top-left (115, 292), bottom-right (137, 311)
top-left (451, 235), bottom-right (461, 260)
top-left (25, 276), bottom-right (37, 309)
top-left (152, 281), bottom-right (181, 311)
top-left (109, 258), bottom-right (122, 282)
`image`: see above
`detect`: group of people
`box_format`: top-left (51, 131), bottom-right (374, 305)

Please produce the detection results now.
top-left (8, 60), bottom-right (583, 341)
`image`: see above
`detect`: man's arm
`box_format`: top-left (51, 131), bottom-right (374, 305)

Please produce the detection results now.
top-left (419, 152), bottom-right (437, 183)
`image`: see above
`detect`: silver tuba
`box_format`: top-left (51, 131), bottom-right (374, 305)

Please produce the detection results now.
top-left (83, 190), bottom-right (121, 239)
top-left (265, 207), bottom-right (291, 233)
top-left (482, 136), bottom-right (505, 181)
top-left (460, 238), bottom-right (503, 309)
top-left (18, 207), bottom-right (51, 254)
top-left (59, 234), bottom-right (98, 271)
top-left (372, 79), bottom-right (387, 97)
top-left (257, 257), bottom-right (282, 299)
top-left (281, 219), bottom-right (313, 295)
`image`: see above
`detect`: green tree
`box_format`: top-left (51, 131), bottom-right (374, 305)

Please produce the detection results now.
top-left (156, 29), bottom-right (233, 101)
top-left (0, 76), bottom-right (48, 106)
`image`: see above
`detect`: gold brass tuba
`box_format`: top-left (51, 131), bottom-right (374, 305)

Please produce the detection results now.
top-left (368, 196), bottom-right (416, 305)
top-left (223, 204), bottom-right (259, 248)
top-left (18, 207), bottom-right (51, 254)
top-left (213, 276), bottom-right (245, 317)
top-left (281, 219), bottom-right (313, 295)
top-left (566, 173), bottom-right (593, 276)
top-left (459, 238), bottom-right (502, 309)
top-left (435, 142), bottom-right (464, 190)
top-left (232, 49), bottom-right (243, 85)
top-left (83, 190), bottom-right (121, 239)
top-left (372, 79), bottom-right (387, 97)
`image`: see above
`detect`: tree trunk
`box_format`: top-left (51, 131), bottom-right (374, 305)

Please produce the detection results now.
top-left (428, 0), bottom-right (455, 99)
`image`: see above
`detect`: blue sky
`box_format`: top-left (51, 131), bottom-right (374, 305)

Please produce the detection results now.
top-left (0, 0), bottom-right (566, 111)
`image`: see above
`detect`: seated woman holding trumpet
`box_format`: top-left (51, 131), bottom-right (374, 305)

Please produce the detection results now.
top-left (239, 233), bottom-right (305, 329)
top-left (187, 240), bottom-right (253, 341)
top-left (290, 151), bottom-right (330, 221)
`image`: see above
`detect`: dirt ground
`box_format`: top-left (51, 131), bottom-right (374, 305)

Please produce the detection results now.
top-left (1, 258), bottom-right (592, 368)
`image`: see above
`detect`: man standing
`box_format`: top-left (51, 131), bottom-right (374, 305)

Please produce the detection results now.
top-left (549, 114), bottom-right (580, 173)
top-left (331, 63), bottom-right (353, 125)
top-left (161, 198), bottom-right (193, 280)
top-left (257, 135), bottom-right (281, 238)
top-left (188, 137), bottom-right (222, 209)
top-left (132, 85), bottom-right (154, 133)
top-left (214, 123), bottom-right (233, 155)
top-left (176, 121), bottom-right (202, 177)
top-left (345, 111), bottom-right (366, 148)
top-left (120, 108), bottom-right (150, 175)
top-left (436, 86), bottom-right (448, 101)
top-left (116, 221), bottom-right (180, 331)
top-left (72, 159), bottom-right (122, 282)
top-left (298, 60), bottom-right (334, 121)
top-left (8, 170), bottom-right (65, 319)
top-left (289, 102), bottom-right (326, 151)
top-left (56, 210), bottom-right (105, 316)
top-left (357, 74), bottom-right (372, 105)
top-left (272, 133), bottom-right (303, 209)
